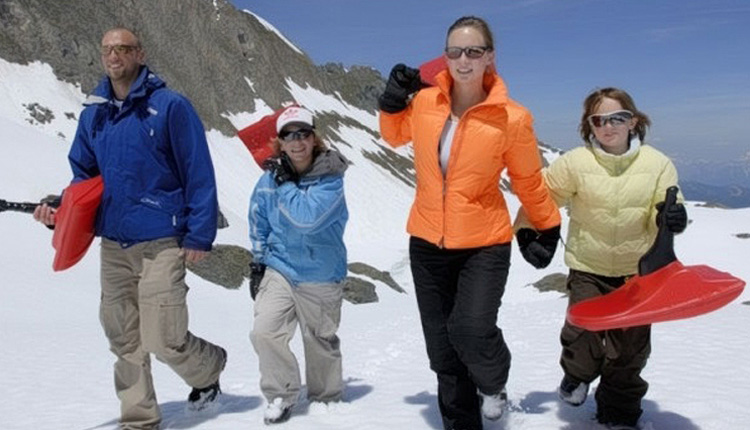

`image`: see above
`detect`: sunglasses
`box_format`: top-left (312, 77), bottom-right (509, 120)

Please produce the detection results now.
top-left (100, 44), bottom-right (140, 56)
top-left (444, 46), bottom-right (491, 60)
top-left (587, 110), bottom-right (634, 128)
top-left (279, 128), bottom-right (313, 142)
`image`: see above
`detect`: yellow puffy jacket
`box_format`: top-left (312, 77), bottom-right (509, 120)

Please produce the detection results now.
top-left (379, 71), bottom-right (560, 249)
top-left (543, 141), bottom-right (681, 276)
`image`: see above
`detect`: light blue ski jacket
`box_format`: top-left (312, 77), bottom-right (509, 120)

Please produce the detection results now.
top-left (67, 66), bottom-right (218, 250)
top-left (249, 150), bottom-right (349, 286)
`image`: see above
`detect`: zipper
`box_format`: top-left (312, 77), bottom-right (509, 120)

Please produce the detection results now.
top-left (439, 112), bottom-right (453, 248)
top-left (436, 92), bottom-right (494, 248)
top-left (440, 109), bottom-right (469, 248)
top-left (440, 176), bottom-right (446, 248)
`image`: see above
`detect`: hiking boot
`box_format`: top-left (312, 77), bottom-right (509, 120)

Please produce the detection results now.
top-left (187, 381), bottom-right (221, 411)
top-left (478, 387), bottom-right (507, 421)
top-left (186, 347), bottom-right (227, 412)
top-left (558, 375), bottom-right (588, 406)
top-left (263, 397), bottom-right (293, 425)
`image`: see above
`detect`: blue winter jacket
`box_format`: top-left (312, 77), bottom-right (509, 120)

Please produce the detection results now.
top-left (249, 150), bottom-right (349, 286)
top-left (67, 66), bottom-right (218, 250)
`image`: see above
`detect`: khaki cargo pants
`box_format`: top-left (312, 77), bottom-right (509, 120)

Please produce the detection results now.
top-left (100, 238), bottom-right (225, 430)
top-left (250, 268), bottom-right (344, 406)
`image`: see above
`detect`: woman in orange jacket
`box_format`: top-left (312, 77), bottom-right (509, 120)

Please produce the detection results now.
top-left (379, 16), bottom-right (561, 430)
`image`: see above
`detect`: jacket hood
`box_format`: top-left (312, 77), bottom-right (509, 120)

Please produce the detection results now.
top-left (301, 149), bottom-right (349, 179)
top-left (85, 66), bottom-right (166, 106)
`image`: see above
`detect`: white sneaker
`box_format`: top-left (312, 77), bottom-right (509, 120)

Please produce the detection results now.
top-left (558, 375), bottom-right (589, 406)
top-left (263, 397), bottom-right (293, 425)
top-left (478, 387), bottom-right (507, 421)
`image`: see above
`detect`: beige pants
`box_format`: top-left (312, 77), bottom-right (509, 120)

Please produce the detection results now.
top-left (250, 269), bottom-right (343, 405)
top-left (100, 238), bottom-right (225, 430)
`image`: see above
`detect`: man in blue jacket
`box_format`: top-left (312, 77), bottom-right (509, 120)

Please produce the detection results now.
top-left (34, 28), bottom-right (226, 429)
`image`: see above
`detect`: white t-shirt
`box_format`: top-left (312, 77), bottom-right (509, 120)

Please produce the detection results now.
top-left (439, 117), bottom-right (458, 177)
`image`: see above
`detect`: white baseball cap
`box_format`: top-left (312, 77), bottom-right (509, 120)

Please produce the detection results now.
top-left (276, 106), bottom-right (314, 133)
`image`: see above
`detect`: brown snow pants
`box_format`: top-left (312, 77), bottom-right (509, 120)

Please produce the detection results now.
top-left (559, 269), bottom-right (651, 427)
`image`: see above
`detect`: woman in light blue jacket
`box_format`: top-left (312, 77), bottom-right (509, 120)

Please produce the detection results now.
top-left (247, 106), bottom-right (349, 425)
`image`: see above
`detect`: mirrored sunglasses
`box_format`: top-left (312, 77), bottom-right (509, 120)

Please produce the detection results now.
top-left (587, 110), bottom-right (634, 128)
top-left (444, 46), bottom-right (490, 60)
top-left (100, 44), bottom-right (140, 56)
top-left (279, 128), bottom-right (313, 142)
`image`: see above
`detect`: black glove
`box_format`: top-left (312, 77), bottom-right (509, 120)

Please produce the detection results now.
top-left (249, 262), bottom-right (266, 300)
top-left (263, 152), bottom-right (298, 186)
top-left (378, 63), bottom-right (423, 113)
top-left (516, 225), bottom-right (561, 269)
top-left (656, 201), bottom-right (687, 233)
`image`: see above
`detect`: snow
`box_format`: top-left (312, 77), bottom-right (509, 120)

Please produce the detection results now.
top-left (2, 57), bottom-right (750, 430)
top-left (241, 10), bottom-right (304, 56)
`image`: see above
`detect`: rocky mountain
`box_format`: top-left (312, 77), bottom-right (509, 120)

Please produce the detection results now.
top-left (0, 0), bottom-right (384, 136)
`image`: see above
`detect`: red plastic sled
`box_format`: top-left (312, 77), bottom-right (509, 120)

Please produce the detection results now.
top-left (419, 55), bottom-right (447, 87)
top-left (567, 187), bottom-right (745, 331)
top-left (52, 176), bottom-right (103, 271)
top-left (237, 107), bottom-right (289, 166)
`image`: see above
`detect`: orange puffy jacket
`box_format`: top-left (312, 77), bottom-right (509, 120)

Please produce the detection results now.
top-left (380, 71), bottom-right (560, 249)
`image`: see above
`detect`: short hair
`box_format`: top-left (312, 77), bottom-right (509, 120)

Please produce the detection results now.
top-left (103, 27), bottom-right (143, 49)
top-left (446, 16), bottom-right (495, 51)
top-left (579, 87), bottom-right (651, 144)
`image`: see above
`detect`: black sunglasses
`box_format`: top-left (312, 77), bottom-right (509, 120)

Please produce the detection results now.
top-left (100, 44), bottom-right (140, 56)
top-left (444, 46), bottom-right (491, 60)
top-left (279, 128), bottom-right (313, 142)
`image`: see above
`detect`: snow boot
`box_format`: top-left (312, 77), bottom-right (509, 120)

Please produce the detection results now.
top-left (187, 381), bottom-right (221, 412)
top-left (264, 397), bottom-right (294, 425)
top-left (478, 387), bottom-right (507, 421)
top-left (186, 347), bottom-right (227, 412)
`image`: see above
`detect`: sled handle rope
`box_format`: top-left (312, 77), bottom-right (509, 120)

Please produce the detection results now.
top-left (638, 186), bottom-right (679, 277)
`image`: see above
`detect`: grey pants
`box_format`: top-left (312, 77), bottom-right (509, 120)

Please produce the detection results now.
top-left (250, 269), bottom-right (343, 406)
top-left (560, 269), bottom-right (651, 426)
top-left (100, 238), bottom-right (226, 430)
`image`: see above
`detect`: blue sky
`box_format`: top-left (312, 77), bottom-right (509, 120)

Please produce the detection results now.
top-left (234, 0), bottom-right (749, 166)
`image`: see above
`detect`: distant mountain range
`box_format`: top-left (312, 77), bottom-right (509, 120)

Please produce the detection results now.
top-left (673, 158), bottom-right (750, 208)
top-left (680, 180), bottom-right (750, 209)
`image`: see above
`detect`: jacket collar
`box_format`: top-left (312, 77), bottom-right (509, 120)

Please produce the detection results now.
top-left (84, 66), bottom-right (166, 107)
top-left (589, 136), bottom-right (642, 175)
top-left (434, 69), bottom-right (509, 109)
